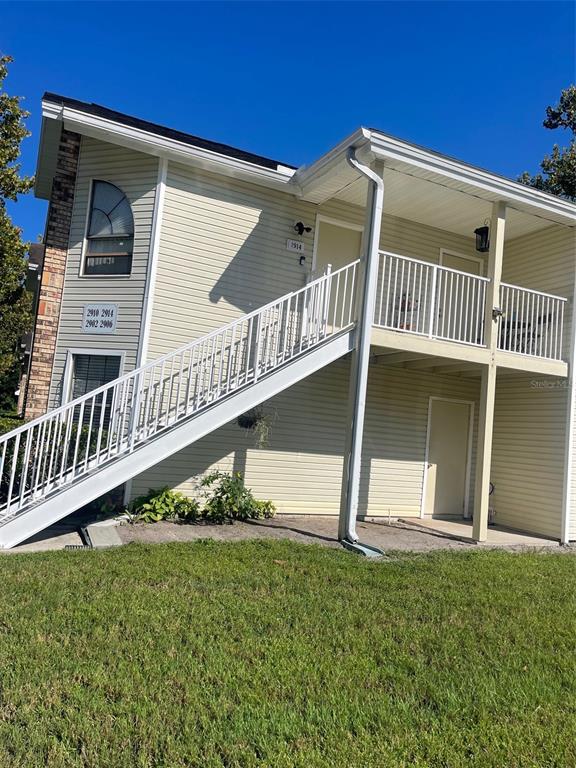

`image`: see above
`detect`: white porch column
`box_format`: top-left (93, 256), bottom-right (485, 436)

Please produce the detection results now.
top-left (338, 153), bottom-right (384, 545)
top-left (473, 201), bottom-right (506, 541)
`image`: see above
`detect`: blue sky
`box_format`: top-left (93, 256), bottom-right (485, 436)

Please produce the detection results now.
top-left (2, 1), bottom-right (575, 242)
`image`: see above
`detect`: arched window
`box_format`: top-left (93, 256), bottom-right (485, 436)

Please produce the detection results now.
top-left (84, 181), bottom-right (134, 275)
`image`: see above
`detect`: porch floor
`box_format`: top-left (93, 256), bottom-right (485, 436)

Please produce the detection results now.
top-left (401, 517), bottom-right (560, 547)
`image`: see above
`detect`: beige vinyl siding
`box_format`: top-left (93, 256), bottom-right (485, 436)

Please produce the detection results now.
top-left (48, 137), bottom-right (158, 405)
top-left (502, 225), bottom-right (575, 361)
top-left (492, 375), bottom-right (567, 539)
top-left (146, 162), bottom-right (480, 359)
top-left (495, 225), bottom-right (574, 539)
top-left (503, 225), bottom-right (574, 296)
top-left (571, 393), bottom-right (576, 540)
top-left (137, 163), bottom-right (482, 515)
top-left (131, 362), bottom-right (480, 518)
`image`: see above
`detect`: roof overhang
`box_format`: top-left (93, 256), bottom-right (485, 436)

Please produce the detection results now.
top-left (35, 94), bottom-right (576, 237)
top-left (35, 97), bottom-right (296, 200)
top-left (291, 127), bottom-right (576, 231)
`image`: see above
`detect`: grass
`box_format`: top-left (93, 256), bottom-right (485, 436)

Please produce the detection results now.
top-left (0, 541), bottom-right (574, 767)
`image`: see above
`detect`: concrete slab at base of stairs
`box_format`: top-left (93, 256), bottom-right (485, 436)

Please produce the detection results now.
top-left (3, 524), bottom-right (85, 553)
top-left (82, 521), bottom-right (123, 549)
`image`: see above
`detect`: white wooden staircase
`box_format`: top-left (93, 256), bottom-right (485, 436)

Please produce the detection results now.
top-left (0, 262), bottom-right (359, 549)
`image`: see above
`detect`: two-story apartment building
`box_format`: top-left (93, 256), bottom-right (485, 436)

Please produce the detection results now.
top-left (0, 93), bottom-right (574, 550)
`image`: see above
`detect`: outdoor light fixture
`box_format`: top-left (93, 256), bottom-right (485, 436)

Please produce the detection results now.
top-left (294, 221), bottom-right (312, 236)
top-left (474, 221), bottom-right (490, 253)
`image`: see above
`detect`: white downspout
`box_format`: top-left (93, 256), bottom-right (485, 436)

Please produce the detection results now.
top-left (338, 148), bottom-right (384, 554)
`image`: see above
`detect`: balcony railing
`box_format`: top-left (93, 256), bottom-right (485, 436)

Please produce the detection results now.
top-left (497, 283), bottom-right (567, 361)
top-left (373, 251), bottom-right (569, 363)
top-left (374, 251), bottom-right (489, 346)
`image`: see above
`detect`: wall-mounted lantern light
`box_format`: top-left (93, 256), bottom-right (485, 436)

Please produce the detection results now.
top-left (294, 221), bottom-right (312, 236)
top-left (474, 221), bottom-right (490, 253)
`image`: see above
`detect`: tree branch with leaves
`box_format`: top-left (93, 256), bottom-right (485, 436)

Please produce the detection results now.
top-left (519, 85), bottom-right (576, 201)
top-left (0, 55), bottom-right (33, 413)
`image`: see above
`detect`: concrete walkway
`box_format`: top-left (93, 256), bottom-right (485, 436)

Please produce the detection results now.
top-left (5, 515), bottom-right (565, 554)
top-left (117, 515), bottom-right (562, 552)
top-left (401, 517), bottom-right (559, 547)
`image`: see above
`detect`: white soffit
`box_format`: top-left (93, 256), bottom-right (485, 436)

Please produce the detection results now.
top-left (335, 171), bottom-right (551, 240)
top-left (294, 128), bottom-right (576, 237)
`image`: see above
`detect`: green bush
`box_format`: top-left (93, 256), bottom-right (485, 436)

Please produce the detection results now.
top-left (128, 473), bottom-right (276, 525)
top-left (129, 487), bottom-right (200, 524)
top-left (201, 471), bottom-right (276, 523)
top-left (0, 416), bottom-right (22, 437)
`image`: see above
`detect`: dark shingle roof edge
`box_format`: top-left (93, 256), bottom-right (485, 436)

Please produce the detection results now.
top-left (43, 92), bottom-right (297, 172)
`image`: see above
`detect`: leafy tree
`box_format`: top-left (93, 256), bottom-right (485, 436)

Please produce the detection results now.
top-left (0, 55), bottom-right (33, 412)
top-left (519, 85), bottom-right (576, 200)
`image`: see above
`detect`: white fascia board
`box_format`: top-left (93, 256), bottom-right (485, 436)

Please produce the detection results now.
top-left (368, 130), bottom-right (576, 226)
top-left (34, 112), bottom-right (61, 199)
top-left (289, 128), bottom-right (370, 195)
top-left (41, 100), bottom-right (296, 193)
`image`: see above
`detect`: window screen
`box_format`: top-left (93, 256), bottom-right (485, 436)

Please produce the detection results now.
top-left (71, 354), bottom-right (121, 399)
top-left (71, 354), bottom-right (121, 428)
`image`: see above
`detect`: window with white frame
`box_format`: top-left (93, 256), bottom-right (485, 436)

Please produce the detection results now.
top-left (68, 353), bottom-right (122, 426)
top-left (84, 181), bottom-right (134, 276)
top-left (70, 354), bottom-right (122, 400)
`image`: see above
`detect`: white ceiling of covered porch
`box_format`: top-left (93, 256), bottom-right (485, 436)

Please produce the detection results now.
top-left (332, 168), bottom-right (556, 241)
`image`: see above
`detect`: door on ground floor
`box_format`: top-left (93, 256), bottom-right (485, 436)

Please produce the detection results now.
top-left (423, 397), bottom-right (473, 518)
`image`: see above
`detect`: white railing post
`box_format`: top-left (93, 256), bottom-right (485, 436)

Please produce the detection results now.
top-left (129, 373), bottom-right (143, 451)
top-left (323, 264), bottom-right (332, 336)
top-left (253, 312), bottom-right (263, 383)
top-left (428, 264), bottom-right (438, 338)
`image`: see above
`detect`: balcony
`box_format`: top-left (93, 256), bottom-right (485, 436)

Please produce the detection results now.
top-left (373, 251), bottom-right (568, 366)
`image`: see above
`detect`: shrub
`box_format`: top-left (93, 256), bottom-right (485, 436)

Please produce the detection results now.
top-left (129, 487), bottom-right (200, 524)
top-left (0, 416), bottom-right (22, 437)
top-left (127, 473), bottom-right (276, 525)
top-left (201, 471), bottom-right (276, 523)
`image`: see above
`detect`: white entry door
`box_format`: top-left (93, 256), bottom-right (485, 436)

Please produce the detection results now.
top-left (313, 219), bottom-right (363, 275)
top-left (424, 398), bottom-right (473, 518)
top-left (311, 219), bottom-right (363, 331)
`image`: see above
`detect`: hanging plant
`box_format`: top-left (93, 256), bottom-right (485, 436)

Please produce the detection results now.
top-left (237, 407), bottom-right (276, 449)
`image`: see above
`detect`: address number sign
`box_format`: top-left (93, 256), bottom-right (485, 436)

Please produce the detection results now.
top-left (82, 304), bottom-right (118, 334)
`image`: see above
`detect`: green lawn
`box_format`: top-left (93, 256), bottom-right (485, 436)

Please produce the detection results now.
top-left (0, 541), bottom-right (574, 767)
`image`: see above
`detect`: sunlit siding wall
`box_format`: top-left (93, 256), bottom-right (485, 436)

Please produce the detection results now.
top-left (492, 375), bottom-right (567, 539)
top-left (145, 162), bottom-right (479, 359)
top-left (491, 225), bottom-right (575, 540)
top-left (135, 162), bottom-right (481, 513)
top-left (131, 362), bottom-right (480, 518)
top-left (48, 137), bottom-right (158, 405)
top-left (502, 225), bottom-right (575, 361)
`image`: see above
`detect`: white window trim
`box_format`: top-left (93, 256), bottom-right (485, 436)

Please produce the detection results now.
top-left (439, 248), bottom-right (484, 275)
top-left (79, 178), bottom-right (134, 280)
top-left (62, 348), bottom-right (126, 406)
top-left (311, 213), bottom-right (364, 275)
top-left (420, 395), bottom-right (475, 520)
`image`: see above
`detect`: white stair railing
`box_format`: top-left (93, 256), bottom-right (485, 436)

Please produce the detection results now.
top-left (498, 283), bottom-right (567, 360)
top-left (375, 251), bottom-right (489, 346)
top-left (0, 261), bottom-right (359, 521)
